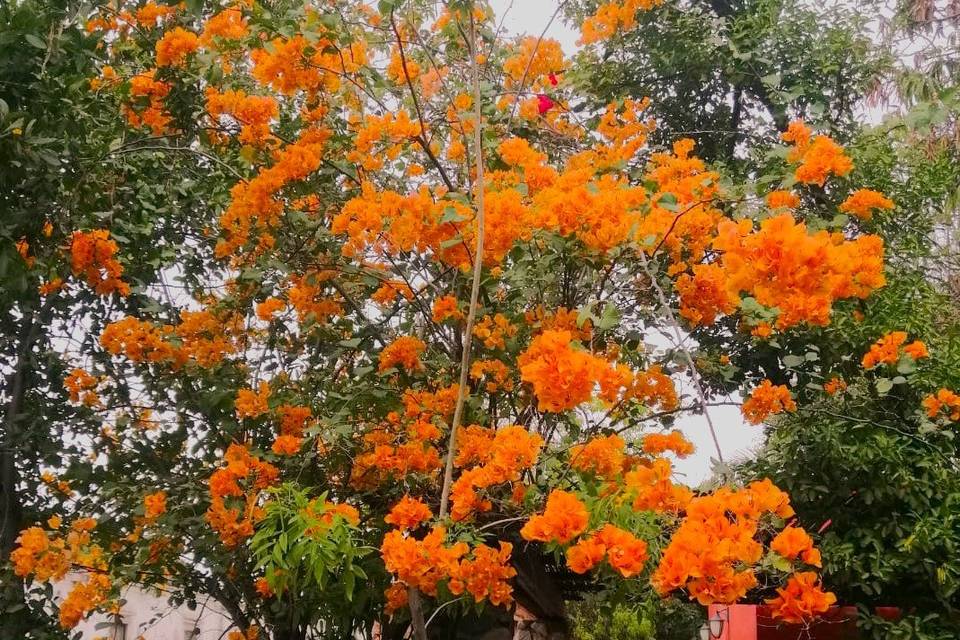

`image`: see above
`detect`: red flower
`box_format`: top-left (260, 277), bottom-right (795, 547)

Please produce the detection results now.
top-left (537, 94), bottom-right (555, 115)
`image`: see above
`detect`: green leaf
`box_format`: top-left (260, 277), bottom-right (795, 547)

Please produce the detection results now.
top-left (875, 378), bottom-right (893, 394)
top-left (783, 354), bottom-right (805, 368)
top-left (25, 34), bottom-right (46, 49)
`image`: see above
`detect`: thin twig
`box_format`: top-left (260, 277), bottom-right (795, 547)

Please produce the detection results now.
top-left (638, 251), bottom-right (725, 463)
top-left (439, 5), bottom-right (487, 519)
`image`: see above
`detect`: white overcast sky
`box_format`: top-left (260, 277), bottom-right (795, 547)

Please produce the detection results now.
top-left (489, 0), bottom-right (764, 485)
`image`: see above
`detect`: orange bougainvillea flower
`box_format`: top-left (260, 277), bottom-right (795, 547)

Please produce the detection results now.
top-left (566, 524), bottom-right (648, 578)
top-left (765, 190), bottom-right (800, 210)
top-left (236, 381), bottom-right (270, 419)
top-left (155, 27), bottom-right (200, 67)
top-left (579, 0), bottom-right (666, 44)
top-left (380, 525), bottom-right (468, 597)
top-left (904, 340), bottom-right (929, 360)
top-left (271, 434), bottom-right (303, 456)
top-left (781, 120), bottom-right (852, 186)
top-left (379, 335), bottom-right (426, 373)
top-left (518, 330), bottom-right (606, 412)
top-left (710, 214), bottom-right (885, 330)
top-left (520, 489), bottom-right (589, 544)
top-left (652, 480), bottom-right (797, 606)
top-left (742, 380), bottom-right (796, 425)
top-left (840, 189), bottom-right (894, 220)
top-left (566, 535), bottom-right (607, 574)
top-left (823, 377), bottom-right (847, 395)
top-left (923, 388), bottom-right (960, 422)
top-left (770, 525), bottom-right (821, 567)
top-left (766, 572), bottom-right (837, 623)
top-left (595, 524), bottom-right (649, 577)
top-left (385, 496), bottom-right (433, 531)
top-left (254, 577), bottom-right (274, 598)
top-left (448, 541), bottom-right (517, 606)
top-left (64, 368), bottom-right (100, 407)
top-left (255, 297), bottom-right (286, 321)
top-left (384, 582), bottom-right (408, 615)
top-left (143, 491), bottom-right (167, 521)
top-left (641, 431), bottom-right (695, 458)
top-left (624, 457), bottom-right (693, 514)
top-left (432, 295), bottom-right (464, 323)
top-left (450, 426), bottom-right (542, 521)
top-left (570, 434), bottom-right (627, 479)
top-left (70, 230), bottom-right (129, 296)
top-left (862, 331), bottom-right (928, 368)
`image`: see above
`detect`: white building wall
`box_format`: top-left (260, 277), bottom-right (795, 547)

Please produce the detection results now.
top-left (52, 574), bottom-right (235, 640)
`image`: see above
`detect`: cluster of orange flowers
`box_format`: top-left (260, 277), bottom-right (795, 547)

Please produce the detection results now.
top-left (450, 425), bottom-right (543, 521)
top-left (371, 279), bottom-right (414, 306)
top-left (200, 6), bottom-right (249, 48)
top-left (205, 88), bottom-right (278, 147)
top-left (472, 313), bottom-right (519, 350)
top-left (332, 103), bottom-right (664, 269)
top-left (641, 431), bottom-right (695, 458)
top-left (350, 384), bottom-right (458, 488)
top-left (742, 380), bottom-right (797, 425)
top-left (823, 376), bottom-right (847, 395)
top-left (469, 359), bottom-right (514, 392)
top-left (143, 490), bottom-right (167, 521)
top-left (518, 330), bottom-right (677, 414)
top-left (101, 310), bottom-right (238, 369)
top-left (651, 480), bottom-right (818, 607)
top-left (124, 71), bottom-right (172, 134)
top-left (640, 139), bottom-right (724, 268)
top-left (448, 541), bottom-right (517, 606)
top-left (286, 272), bottom-right (343, 324)
top-left (624, 457), bottom-right (694, 513)
top-left (520, 490), bottom-right (590, 544)
top-left (923, 388), bottom-right (960, 422)
top-left (216, 127), bottom-right (329, 258)
top-left (840, 189), bottom-right (895, 220)
top-left (346, 110), bottom-right (421, 172)
top-left (155, 26), bottom-right (199, 67)
top-left (250, 33), bottom-right (368, 96)
top-left (301, 497), bottom-right (360, 534)
top-left (686, 214), bottom-right (885, 330)
top-left (384, 495), bottom-right (433, 531)
top-left (570, 434), bottom-right (629, 479)
top-left (518, 330), bottom-right (605, 412)
top-left (503, 36), bottom-right (565, 90)
top-left (862, 331), bottom-right (929, 368)
top-left (379, 335), bottom-right (426, 373)
top-left (431, 295), bottom-right (463, 323)
top-left (771, 525), bottom-right (822, 567)
top-left (380, 526), bottom-right (516, 607)
top-left (765, 190), bottom-right (800, 210)
top-left (565, 524), bottom-right (649, 577)
top-left (781, 120), bottom-right (853, 186)
top-left (64, 368), bottom-right (100, 407)
top-left (580, 0), bottom-right (665, 44)
top-left (766, 572), bottom-right (838, 623)
top-left (271, 404), bottom-right (313, 456)
top-left (235, 381), bottom-right (270, 419)
top-left (255, 297), bottom-right (286, 321)
top-left (206, 444), bottom-right (279, 547)
top-left (12, 518), bottom-right (110, 628)
top-left (70, 230), bottom-right (129, 296)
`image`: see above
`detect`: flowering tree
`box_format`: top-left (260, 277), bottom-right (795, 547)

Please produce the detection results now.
top-left (4, 0), bottom-right (915, 638)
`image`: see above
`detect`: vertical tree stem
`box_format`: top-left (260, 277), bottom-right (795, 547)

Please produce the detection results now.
top-left (439, 4), bottom-right (486, 519)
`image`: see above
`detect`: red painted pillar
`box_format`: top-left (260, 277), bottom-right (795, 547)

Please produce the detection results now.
top-left (707, 605), bottom-right (757, 640)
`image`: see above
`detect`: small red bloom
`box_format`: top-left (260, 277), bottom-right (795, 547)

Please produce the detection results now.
top-left (537, 94), bottom-right (555, 115)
